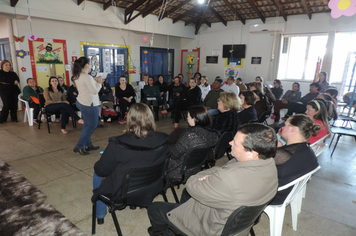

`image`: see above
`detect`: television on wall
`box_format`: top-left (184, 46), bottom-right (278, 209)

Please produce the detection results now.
top-left (222, 44), bottom-right (246, 58)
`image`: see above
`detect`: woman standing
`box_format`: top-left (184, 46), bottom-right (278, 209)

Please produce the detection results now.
top-left (44, 76), bottom-right (83, 134)
top-left (91, 103), bottom-right (170, 224)
top-left (72, 57), bottom-right (102, 155)
top-left (115, 76), bottom-right (136, 124)
top-left (0, 60), bottom-right (21, 123)
top-left (198, 76), bottom-right (210, 101)
top-left (272, 114), bottom-right (319, 205)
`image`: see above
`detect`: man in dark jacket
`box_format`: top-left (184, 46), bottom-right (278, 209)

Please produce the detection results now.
top-left (202, 77), bottom-right (224, 116)
top-left (282, 83), bottom-right (321, 120)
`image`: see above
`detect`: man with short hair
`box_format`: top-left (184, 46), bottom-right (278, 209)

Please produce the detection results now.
top-left (222, 76), bottom-right (239, 96)
top-left (147, 123), bottom-right (278, 236)
top-left (282, 82), bottom-right (321, 120)
top-left (203, 77), bottom-right (224, 116)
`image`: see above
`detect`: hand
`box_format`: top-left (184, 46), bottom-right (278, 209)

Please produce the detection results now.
top-left (160, 92), bottom-right (163, 96)
top-left (198, 175), bottom-right (210, 181)
top-left (281, 99), bottom-right (288, 104)
top-left (176, 93), bottom-right (180, 96)
top-left (95, 76), bottom-right (103, 84)
top-left (63, 101), bottom-right (69, 104)
top-left (14, 81), bottom-right (19, 85)
top-left (73, 92), bottom-right (77, 96)
top-left (127, 98), bottom-right (132, 103)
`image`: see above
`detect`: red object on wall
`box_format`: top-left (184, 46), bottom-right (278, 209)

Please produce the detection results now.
top-left (72, 56), bottom-right (78, 61)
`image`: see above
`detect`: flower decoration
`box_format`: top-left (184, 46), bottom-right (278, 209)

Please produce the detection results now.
top-left (142, 35), bottom-right (149, 43)
top-left (16, 50), bottom-right (26, 58)
top-left (328, 0), bottom-right (356, 18)
top-left (27, 33), bottom-right (38, 41)
top-left (144, 60), bottom-right (147, 64)
top-left (21, 67), bottom-right (26, 72)
top-left (143, 50), bottom-right (148, 54)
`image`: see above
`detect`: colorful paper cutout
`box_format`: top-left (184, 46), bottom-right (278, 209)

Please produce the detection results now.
top-left (16, 50), bottom-right (26, 58)
top-left (328, 0), bottom-right (356, 18)
top-left (143, 50), bottom-right (148, 54)
top-left (224, 67), bottom-right (239, 79)
top-left (142, 35), bottom-right (149, 43)
top-left (21, 67), bottom-right (26, 72)
top-left (27, 33), bottom-right (38, 41)
top-left (13, 35), bottom-right (25, 42)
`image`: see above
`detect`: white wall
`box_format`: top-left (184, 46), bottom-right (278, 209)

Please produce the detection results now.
top-left (181, 13), bottom-right (356, 94)
top-left (0, 17), bottom-right (11, 39)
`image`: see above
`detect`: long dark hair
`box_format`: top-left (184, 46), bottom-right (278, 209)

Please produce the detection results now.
top-left (73, 57), bottom-right (90, 79)
top-left (188, 105), bottom-right (212, 127)
top-left (48, 76), bottom-right (64, 93)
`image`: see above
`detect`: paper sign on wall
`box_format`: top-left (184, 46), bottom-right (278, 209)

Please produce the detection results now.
top-left (87, 49), bottom-right (96, 56)
top-left (37, 65), bottom-right (48, 73)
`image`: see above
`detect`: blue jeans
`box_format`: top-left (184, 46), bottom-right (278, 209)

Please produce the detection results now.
top-left (93, 172), bottom-right (107, 219)
top-left (45, 102), bottom-right (80, 129)
top-left (208, 109), bottom-right (219, 117)
top-left (75, 101), bottom-right (99, 148)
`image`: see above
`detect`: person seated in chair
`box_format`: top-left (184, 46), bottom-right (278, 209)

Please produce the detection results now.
top-left (147, 123), bottom-right (278, 236)
top-left (144, 76), bottom-right (161, 121)
top-left (156, 74), bottom-right (168, 107)
top-left (58, 76), bottom-right (69, 97)
top-left (238, 91), bottom-right (257, 125)
top-left (272, 114), bottom-right (319, 205)
top-left (23, 78), bottom-right (44, 124)
top-left (167, 76), bottom-right (185, 108)
top-left (91, 103), bottom-right (170, 225)
top-left (68, 76), bottom-right (79, 111)
top-left (212, 92), bottom-right (241, 136)
top-left (167, 105), bottom-right (219, 182)
top-left (282, 83), bottom-right (321, 120)
top-left (43, 76), bottom-right (83, 134)
top-left (202, 77), bottom-right (224, 116)
top-left (221, 76), bottom-right (239, 96)
top-left (115, 75), bottom-right (136, 124)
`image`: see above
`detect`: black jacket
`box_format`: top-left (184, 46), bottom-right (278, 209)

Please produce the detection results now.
top-left (212, 110), bottom-right (241, 136)
top-left (155, 81), bottom-right (168, 93)
top-left (92, 132), bottom-right (170, 204)
top-left (181, 86), bottom-right (201, 105)
top-left (0, 70), bottom-right (20, 94)
top-left (168, 83), bottom-right (185, 100)
top-left (168, 126), bottom-right (219, 182)
top-left (238, 106), bottom-right (258, 125)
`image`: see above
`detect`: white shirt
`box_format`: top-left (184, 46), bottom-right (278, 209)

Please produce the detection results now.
top-left (221, 83), bottom-right (239, 96)
top-left (198, 84), bottom-right (211, 100)
top-left (76, 73), bottom-right (102, 106)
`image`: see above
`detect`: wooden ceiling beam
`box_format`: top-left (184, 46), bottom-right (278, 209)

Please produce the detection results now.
top-left (10, 0), bottom-right (19, 7)
top-left (246, 0), bottom-right (266, 23)
top-left (301, 0), bottom-right (312, 20)
top-left (172, 7), bottom-right (199, 24)
top-left (77, 0), bottom-right (84, 5)
top-left (143, 0), bottom-right (163, 18)
top-left (103, 0), bottom-right (120, 11)
top-left (271, 0), bottom-right (288, 21)
top-left (160, 0), bottom-right (191, 21)
top-left (125, 0), bottom-right (149, 15)
top-left (208, 5), bottom-right (227, 26)
top-left (222, 0), bottom-right (245, 25)
top-left (125, 0), bottom-right (152, 24)
top-left (185, 19), bottom-right (211, 28)
top-left (195, 1), bottom-right (211, 35)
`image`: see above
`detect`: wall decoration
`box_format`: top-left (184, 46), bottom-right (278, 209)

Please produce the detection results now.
top-left (34, 42), bottom-right (63, 64)
top-left (251, 57), bottom-right (262, 64)
top-left (328, 0), bottom-right (356, 18)
top-left (224, 67), bottom-right (239, 79)
top-left (206, 56), bottom-right (218, 64)
top-left (224, 58), bottom-right (244, 68)
top-left (21, 67), bottom-right (26, 72)
top-left (143, 50), bottom-right (148, 54)
top-left (13, 35), bottom-right (25, 42)
top-left (27, 34), bottom-right (38, 41)
top-left (142, 35), bottom-right (149, 43)
top-left (187, 54), bottom-right (195, 79)
top-left (36, 65), bottom-right (49, 73)
top-left (16, 50), bottom-right (26, 58)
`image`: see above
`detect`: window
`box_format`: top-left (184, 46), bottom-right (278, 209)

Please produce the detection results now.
top-left (277, 34), bottom-right (328, 81)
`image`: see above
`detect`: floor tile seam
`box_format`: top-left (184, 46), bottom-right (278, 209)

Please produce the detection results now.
top-left (312, 175), bottom-right (356, 187)
top-left (301, 209), bottom-right (356, 230)
top-left (35, 170), bottom-right (84, 188)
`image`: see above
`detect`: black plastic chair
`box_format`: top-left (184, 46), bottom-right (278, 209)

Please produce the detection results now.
top-left (221, 202), bottom-right (270, 236)
top-left (170, 147), bottom-right (212, 203)
top-left (38, 94), bottom-right (58, 133)
top-left (92, 158), bottom-right (169, 235)
top-left (258, 111), bottom-right (270, 125)
top-left (213, 131), bottom-right (233, 161)
top-left (329, 126), bottom-right (356, 157)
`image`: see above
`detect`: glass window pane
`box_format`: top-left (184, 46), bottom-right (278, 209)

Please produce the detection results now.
top-left (285, 36), bottom-right (308, 80)
top-left (304, 35), bottom-right (328, 81)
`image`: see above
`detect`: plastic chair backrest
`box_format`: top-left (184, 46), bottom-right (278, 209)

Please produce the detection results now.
top-left (310, 135), bottom-right (328, 157)
top-left (180, 146), bottom-right (211, 182)
top-left (221, 202), bottom-right (270, 236)
top-left (18, 93), bottom-right (28, 110)
top-left (121, 158), bottom-right (168, 200)
top-left (214, 131), bottom-right (233, 160)
top-left (278, 166), bottom-right (321, 206)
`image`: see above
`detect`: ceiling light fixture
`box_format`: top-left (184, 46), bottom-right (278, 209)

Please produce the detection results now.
top-left (198, 0), bottom-right (205, 4)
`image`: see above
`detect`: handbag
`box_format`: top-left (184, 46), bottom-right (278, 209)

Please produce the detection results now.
top-left (30, 96), bottom-right (39, 104)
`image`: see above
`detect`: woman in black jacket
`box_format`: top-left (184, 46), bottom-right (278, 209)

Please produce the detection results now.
top-left (168, 105), bottom-right (219, 182)
top-left (0, 60), bottom-right (21, 123)
top-left (160, 78), bottom-right (201, 129)
top-left (91, 103), bottom-right (170, 224)
top-left (238, 91), bottom-right (258, 124)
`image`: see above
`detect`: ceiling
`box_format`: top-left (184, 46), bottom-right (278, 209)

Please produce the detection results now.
top-left (10, 0), bottom-right (331, 35)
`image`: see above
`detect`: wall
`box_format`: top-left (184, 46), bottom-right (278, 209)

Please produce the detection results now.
top-left (181, 13), bottom-right (356, 94)
top-left (0, 17), bottom-right (11, 39)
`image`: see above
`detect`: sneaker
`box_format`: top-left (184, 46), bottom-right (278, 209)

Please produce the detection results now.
top-left (118, 119), bottom-right (126, 124)
top-left (106, 118), bottom-right (111, 123)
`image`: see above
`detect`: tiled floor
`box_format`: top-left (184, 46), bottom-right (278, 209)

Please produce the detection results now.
top-left (1, 111), bottom-right (356, 236)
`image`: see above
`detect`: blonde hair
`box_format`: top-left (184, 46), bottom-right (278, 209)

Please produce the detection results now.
top-left (219, 92), bottom-right (241, 111)
top-left (126, 103), bottom-right (156, 139)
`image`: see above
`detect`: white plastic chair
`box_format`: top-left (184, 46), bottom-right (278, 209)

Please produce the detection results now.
top-left (264, 166), bottom-right (321, 236)
top-left (18, 93), bottom-right (34, 126)
top-left (310, 135), bottom-right (329, 157)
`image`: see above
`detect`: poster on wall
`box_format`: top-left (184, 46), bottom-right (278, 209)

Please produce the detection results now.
top-left (251, 57), bottom-right (262, 64)
top-left (34, 42), bottom-right (64, 64)
top-left (224, 67), bottom-right (239, 79)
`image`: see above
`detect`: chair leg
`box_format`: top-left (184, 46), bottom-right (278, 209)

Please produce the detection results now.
top-left (291, 194), bottom-right (302, 231)
top-left (250, 227), bottom-right (256, 236)
top-left (331, 134), bottom-right (342, 157)
top-left (47, 116), bottom-right (51, 133)
top-left (329, 134), bottom-right (336, 148)
top-left (264, 206), bottom-right (286, 236)
top-left (170, 185), bottom-right (180, 203)
top-left (38, 111), bottom-right (42, 130)
top-left (92, 203), bottom-right (96, 235)
top-left (111, 210), bottom-right (123, 236)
